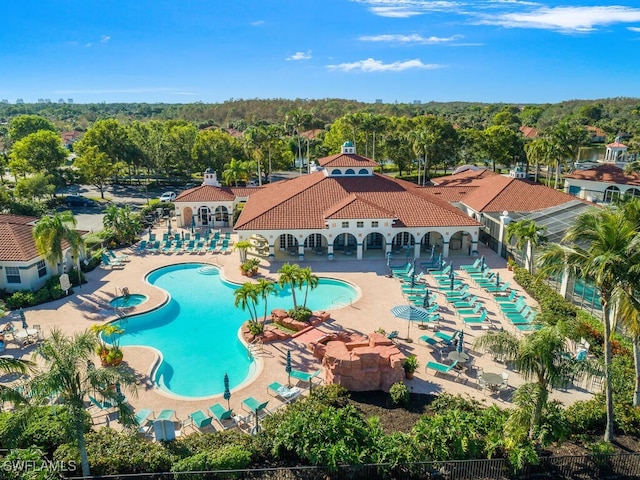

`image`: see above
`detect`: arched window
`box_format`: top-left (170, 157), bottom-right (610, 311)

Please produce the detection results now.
top-left (603, 186), bottom-right (620, 203)
top-left (331, 169), bottom-right (341, 175)
top-left (358, 168), bottom-right (369, 175)
top-left (214, 206), bottom-right (229, 222)
top-left (345, 169), bottom-right (355, 175)
top-left (625, 188), bottom-right (640, 199)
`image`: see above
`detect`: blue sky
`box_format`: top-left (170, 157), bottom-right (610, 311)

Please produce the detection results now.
top-left (2, 0), bottom-right (640, 104)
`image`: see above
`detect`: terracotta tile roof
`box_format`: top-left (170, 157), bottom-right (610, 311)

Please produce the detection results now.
top-left (565, 164), bottom-right (640, 186)
top-left (299, 128), bottom-right (323, 140)
top-left (175, 185), bottom-right (242, 202)
top-left (235, 173), bottom-right (480, 231)
top-left (426, 186), bottom-right (477, 202)
top-left (606, 141), bottom-right (627, 148)
top-left (430, 168), bottom-right (579, 213)
top-left (519, 125), bottom-right (538, 138)
top-left (587, 125), bottom-right (606, 138)
top-left (324, 194), bottom-right (396, 220)
top-left (0, 215), bottom-right (40, 262)
top-left (318, 153), bottom-right (378, 168)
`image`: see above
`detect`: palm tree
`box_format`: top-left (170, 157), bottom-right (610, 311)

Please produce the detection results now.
top-left (525, 138), bottom-right (553, 183)
top-left (505, 219), bottom-right (547, 274)
top-left (285, 108), bottom-right (311, 174)
top-left (256, 278), bottom-right (276, 324)
top-left (234, 283), bottom-right (259, 323)
top-left (277, 263), bottom-right (301, 310)
top-left (474, 327), bottom-right (571, 439)
top-left (27, 329), bottom-right (137, 477)
top-left (0, 355), bottom-right (33, 406)
top-left (298, 266), bottom-right (319, 308)
top-left (33, 211), bottom-right (84, 276)
top-left (537, 204), bottom-right (640, 442)
top-left (222, 158), bottom-right (247, 187)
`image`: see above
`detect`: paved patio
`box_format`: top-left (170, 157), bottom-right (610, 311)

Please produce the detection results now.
top-left (2, 227), bottom-right (595, 432)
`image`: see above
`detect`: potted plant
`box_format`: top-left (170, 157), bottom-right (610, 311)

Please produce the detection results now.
top-left (403, 354), bottom-right (419, 379)
top-left (241, 258), bottom-right (260, 277)
top-left (507, 258), bottom-right (516, 271)
top-left (90, 324), bottom-right (125, 367)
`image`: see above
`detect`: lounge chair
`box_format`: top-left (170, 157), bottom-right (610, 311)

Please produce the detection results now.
top-left (426, 360), bottom-right (460, 379)
top-left (435, 330), bottom-right (459, 344)
top-left (419, 334), bottom-right (440, 348)
top-left (208, 403), bottom-right (237, 430)
top-left (462, 309), bottom-right (489, 326)
top-left (101, 253), bottom-right (124, 269)
top-left (456, 302), bottom-right (483, 316)
top-left (153, 419), bottom-right (177, 441)
top-left (386, 330), bottom-right (399, 343)
top-left (183, 233), bottom-right (191, 242)
top-left (495, 291), bottom-right (518, 304)
top-left (241, 397), bottom-right (271, 419)
top-left (289, 368), bottom-right (323, 388)
top-left (486, 282), bottom-right (511, 294)
top-left (184, 240), bottom-right (195, 253)
top-left (172, 240), bottom-right (183, 252)
top-left (182, 410), bottom-right (213, 433)
top-left (267, 381), bottom-right (302, 403)
top-left (133, 408), bottom-right (154, 435)
top-left (219, 239), bottom-right (230, 253)
top-left (107, 249), bottom-right (129, 262)
top-left (161, 240), bottom-right (173, 253)
top-left (208, 239), bottom-right (219, 252)
top-left (147, 241), bottom-right (160, 253)
top-left (135, 240), bottom-right (147, 252)
top-left (195, 241), bottom-right (205, 253)
top-left (148, 233), bottom-right (156, 242)
top-left (499, 299), bottom-right (527, 314)
top-left (452, 295), bottom-right (479, 310)
top-left (156, 409), bottom-right (177, 421)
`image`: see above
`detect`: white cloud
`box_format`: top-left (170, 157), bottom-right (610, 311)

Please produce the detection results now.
top-left (251, 20), bottom-right (265, 26)
top-left (359, 33), bottom-right (463, 44)
top-left (84, 43), bottom-right (93, 48)
top-left (352, 1), bottom-right (463, 17)
top-left (477, 6), bottom-right (640, 33)
top-left (287, 51), bottom-right (312, 61)
top-left (370, 7), bottom-right (423, 18)
top-left (629, 26), bottom-right (640, 32)
top-left (100, 35), bottom-right (111, 43)
top-left (327, 57), bottom-right (444, 72)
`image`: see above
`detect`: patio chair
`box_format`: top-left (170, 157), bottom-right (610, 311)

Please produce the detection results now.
top-left (135, 240), bottom-right (147, 252)
top-left (425, 360), bottom-right (459, 379)
top-left (391, 263), bottom-right (411, 275)
top-left (456, 302), bottom-right (483, 317)
top-left (172, 240), bottom-right (183, 252)
top-left (208, 239), bottom-right (219, 252)
top-left (460, 258), bottom-right (482, 272)
top-left (435, 330), bottom-right (459, 344)
top-left (386, 330), bottom-right (399, 343)
top-left (161, 240), bottom-right (173, 253)
top-left (101, 253), bottom-right (125, 269)
top-left (184, 240), bottom-right (196, 253)
top-left (133, 408), bottom-right (154, 435)
top-left (146, 241), bottom-right (160, 253)
top-left (208, 403), bottom-right (237, 430)
top-left (452, 295), bottom-right (479, 310)
top-left (241, 397), bottom-right (271, 419)
top-left (153, 419), bottom-right (178, 441)
top-left (499, 298), bottom-right (527, 314)
top-left (195, 241), bottom-right (205, 253)
top-left (289, 368), bottom-right (323, 388)
top-left (267, 381), bottom-right (302, 403)
top-left (486, 282), bottom-right (511, 294)
top-left (494, 291), bottom-right (518, 304)
top-left (148, 233), bottom-right (156, 242)
top-left (219, 239), bottom-right (230, 253)
top-left (107, 249), bottom-right (129, 262)
top-left (182, 410), bottom-right (213, 433)
top-left (462, 309), bottom-right (488, 326)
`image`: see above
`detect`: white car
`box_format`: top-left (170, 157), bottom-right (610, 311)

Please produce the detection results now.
top-left (158, 191), bottom-right (177, 202)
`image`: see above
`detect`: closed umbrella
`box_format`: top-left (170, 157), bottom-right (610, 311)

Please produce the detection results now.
top-left (480, 256), bottom-right (485, 272)
top-left (286, 350), bottom-right (292, 387)
top-left (410, 271), bottom-right (416, 289)
top-left (190, 216), bottom-right (196, 234)
top-left (167, 217), bottom-right (172, 236)
top-left (19, 308), bottom-right (27, 329)
top-left (223, 373), bottom-right (231, 410)
top-left (449, 265), bottom-right (455, 291)
top-left (115, 382), bottom-right (125, 403)
top-left (422, 289), bottom-right (430, 309)
top-left (496, 272), bottom-right (500, 287)
top-left (457, 331), bottom-right (464, 353)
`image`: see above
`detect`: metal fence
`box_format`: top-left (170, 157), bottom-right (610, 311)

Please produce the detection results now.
top-left (65, 453), bottom-right (640, 480)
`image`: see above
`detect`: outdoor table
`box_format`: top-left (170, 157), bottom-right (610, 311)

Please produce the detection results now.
top-left (277, 386), bottom-right (301, 403)
top-left (448, 351), bottom-right (470, 364)
top-left (480, 372), bottom-right (504, 391)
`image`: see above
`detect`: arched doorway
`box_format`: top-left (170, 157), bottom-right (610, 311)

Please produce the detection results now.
top-left (277, 233), bottom-right (299, 257)
top-left (304, 233), bottom-right (328, 255)
top-left (449, 230), bottom-right (472, 256)
top-left (363, 232), bottom-right (385, 257)
top-left (198, 206), bottom-right (211, 227)
top-left (214, 206), bottom-right (230, 227)
top-left (334, 232), bottom-right (357, 254)
top-left (421, 232), bottom-right (443, 255)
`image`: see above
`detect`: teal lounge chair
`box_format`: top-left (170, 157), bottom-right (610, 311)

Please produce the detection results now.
top-left (161, 240), bottom-right (173, 253)
top-left (426, 360), bottom-right (459, 378)
top-left (195, 241), bottom-right (205, 253)
top-left (289, 368), bottom-right (322, 386)
top-left (172, 240), bottom-right (183, 252)
top-left (107, 249), bottom-right (129, 262)
top-left (135, 240), bottom-right (147, 252)
top-left (147, 241), bottom-right (160, 253)
top-left (133, 408), bottom-right (154, 434)
top-left (435, 330), bottom-right (459, 344)
top-left (456, 302), bottom-right (482, 316)
top-left (499, 299), bottom-right (527, 314)
top-left (184, 240), bottom-right (195, 253)
top-left (419, 334), bottom-right (441, 348)
top-left (219, 239), bottom-right (230, 253)
top-left (183, 410), bottom-right (213, 433)
top-left (209, 403), bottom-right (237, 430)
top-left (208, 240), bottom-right (219, 252)
top-left (462, 309), bottom-right (489, 325)
top-left (495, 291), bottom-right (518, 304)
top-left (452, 295), bottom-right (479, 310)
top-left (241, 397), bottom-right (270, 418)
top-left (155, 409), bottom-right (177, 421)
top-left (101, 253), bottom-right (124, 269)
top-left (267, 381), bottom-right (302, 403)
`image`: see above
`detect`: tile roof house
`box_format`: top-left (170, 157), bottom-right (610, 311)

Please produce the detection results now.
top-left (564, 164), bottom-right (640, 203)
top-left (0, 215), bottom-right (77, 293)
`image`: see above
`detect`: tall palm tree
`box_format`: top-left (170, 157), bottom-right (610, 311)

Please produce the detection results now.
top-left (27, 329), bottom-right (137, 477)
top-left (256, 278), bottom-right (276, 324)
top-left (525, 138), bottom-right (553, 183)
top-left (474, 327), bottom-right (570, 439)
top-left (222, 158), bottom-right (247, 187)
top-left (505, 219), bottom-right (547, 274)
top-left (277, 263), bottom-right (301, 310)
top-left (298, 267), bottom-right (319, 308)
top-left (285, 108), bottom-right (311, 174)
top-left (537, 204), bottom-right (640, 442)
top-left (33, 211), bottom-right (84, 276)
top-left (233, 283), bottom-right (259, 323)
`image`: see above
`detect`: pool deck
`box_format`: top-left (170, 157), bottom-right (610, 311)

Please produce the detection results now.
top-left (3, 228), bottom-right (595, 431)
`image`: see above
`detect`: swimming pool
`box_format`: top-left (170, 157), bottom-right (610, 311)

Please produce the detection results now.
top-left (111, 263), bottom-right (358, 398)
top-left (110, 294), bottom-right (147, 308)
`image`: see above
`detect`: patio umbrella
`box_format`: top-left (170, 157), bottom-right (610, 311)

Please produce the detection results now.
top-left (422, 289), bottom-right (430, 309)
top-left (19, 308), bottom-right (27, 329)
top-left (391, 304), bottom-right (432, 337)
top-left (410, 271), bottom-right (416, 289)
top-left (430, 244), bottom-right (435, 259)
top-left (457, 331), bottom-right (464, 353)
top-left (286, 350), bottom-right (292, 387)
top-left (115, 382), bottom-right (125, 402)
top-left (190, 216), bottom-right (195, 234)
top-left (480, 256), bottom-right (485, 272)
top-left (449, 265), bottom-right (455, 291)
top-left (167, 217), bottom-right (172, 236)
top-left (223, 373), bottom-right (231, 410)
top-left (496, 272), bottom-right (500, 287)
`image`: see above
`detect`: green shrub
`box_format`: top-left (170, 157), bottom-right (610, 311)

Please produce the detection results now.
top-left (389, 382), bottom-right (410, 405)
top-left (54, 428), bottom-right (174, 475)
top-left (33, 287), bottom-right (51, 305)
top-left (5, 290), bottom-right (35, 309)
top-left (1, 446), bottom-right (61, 480)
top-left (565, 398), bottom-right (606, 433)
top-left (308, 384), bottom-right (350, 407)
top-left (288, 306), bottom-right (312, 322)
top-left (171, 445), bottom-right (251, 479)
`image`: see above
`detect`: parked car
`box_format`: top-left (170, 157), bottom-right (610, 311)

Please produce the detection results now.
top-left (158, 191), bottom-right (177, 202)
top-left (64, 195), bottom-right (95, 207)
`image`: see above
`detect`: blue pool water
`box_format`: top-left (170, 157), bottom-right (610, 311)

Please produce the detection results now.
top-left (110, 294), bottom-right (147, 308)
top-left (111, 263), bottom-right (358, 398)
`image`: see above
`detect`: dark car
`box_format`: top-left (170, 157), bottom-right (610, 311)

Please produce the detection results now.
top-left (64, 195), bottom-right (95, 207)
